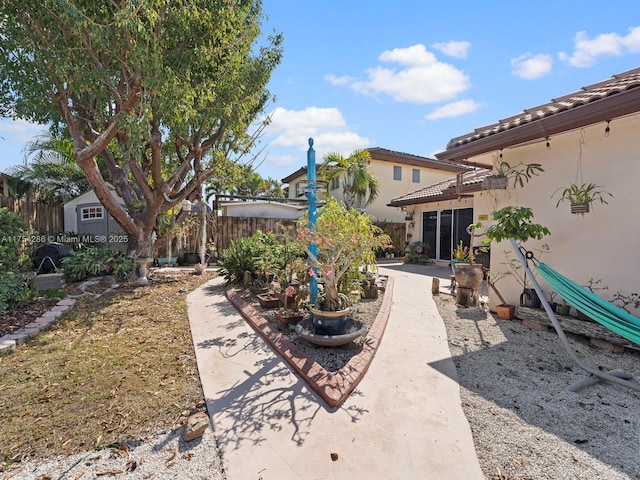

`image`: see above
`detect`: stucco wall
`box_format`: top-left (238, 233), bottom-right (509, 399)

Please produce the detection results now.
top-left (365, 161), bottom-right (455, 222)
top-left (474, 114), bottom-right (639, 315)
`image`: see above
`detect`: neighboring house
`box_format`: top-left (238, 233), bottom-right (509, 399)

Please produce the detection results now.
top-left (63, 185), bottom-right (128, 250)
top-left (281, 147), bottom-right (467, 222)
top-left (398, 66), bottom-right (640, 314)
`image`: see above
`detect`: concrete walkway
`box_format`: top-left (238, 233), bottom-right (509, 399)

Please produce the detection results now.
top-left (187, 263), bottom-right (484, 479)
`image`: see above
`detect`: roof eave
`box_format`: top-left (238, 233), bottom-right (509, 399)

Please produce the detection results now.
top-left (436, 87), bottom-right (640, 164)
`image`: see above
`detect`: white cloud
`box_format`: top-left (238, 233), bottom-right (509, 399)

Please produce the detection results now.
top-left (510, 53), bottom-right (553, 79)
top-left (425, 100), bottom-right (482, 120)
top-left (264, 106), bottom-right (370, 158)
top-left (329, 44), bottom-right (470, 104)
top-left (558, 26), bottom-right (640, 67)
top-left (432, 40), bottom-right (471, 59)
top-left (622, 26), bottom-right (640, 52)
top-left (324, 73), bottom-right (354, 86)
top-left (0, 118), bottom-right (46, 143)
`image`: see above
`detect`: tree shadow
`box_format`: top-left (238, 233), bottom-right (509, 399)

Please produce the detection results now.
top-left (205, 331), bottom-right (368, 451)
top-left (429, 301), bottom-right (640, 478)
top-left (195, 278), bottom-right (369, 451)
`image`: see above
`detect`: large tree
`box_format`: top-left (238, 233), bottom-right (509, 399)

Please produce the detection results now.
top-left (0, 0), bottom-right (282, 261)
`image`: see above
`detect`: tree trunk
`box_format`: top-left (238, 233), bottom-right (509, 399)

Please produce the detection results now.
top-left (198, 198), bottom-right (207, 266)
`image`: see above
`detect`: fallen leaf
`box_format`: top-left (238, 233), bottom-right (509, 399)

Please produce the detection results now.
top-left (165, 446), bottom-right (177, 463)
top-left (2, 467), bottom-right (23, 480)
top-left (96, 470), bottom-right (124, 477)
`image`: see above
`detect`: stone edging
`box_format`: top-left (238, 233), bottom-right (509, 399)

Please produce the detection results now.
top-left (0, 298), bottom-right (76, 354)
top-left (225, 276), bottom-right (394, 409)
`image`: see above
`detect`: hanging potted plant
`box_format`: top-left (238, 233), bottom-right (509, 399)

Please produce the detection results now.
top-left (482, 159), bottom-right (544, 190)
top-left (552, 182), bottom-right (613, 215)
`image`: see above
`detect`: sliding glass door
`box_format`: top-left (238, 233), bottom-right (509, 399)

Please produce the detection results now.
top-left (422, 207), bottom-right (473, 261)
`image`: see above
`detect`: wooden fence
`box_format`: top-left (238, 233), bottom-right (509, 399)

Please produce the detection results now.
top-left (0, 196), bottom-right (64, 235)
top-left (212, 215), bottom-right (406, 257)
top-left (215, 216), bottom-right (297, 254)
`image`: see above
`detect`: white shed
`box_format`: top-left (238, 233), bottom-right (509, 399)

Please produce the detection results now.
top-left (63, 186), bottom-right (127, 249)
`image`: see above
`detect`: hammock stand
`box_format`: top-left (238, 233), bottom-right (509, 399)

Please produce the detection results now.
top-left (509, 239), bottom-right (640, 393)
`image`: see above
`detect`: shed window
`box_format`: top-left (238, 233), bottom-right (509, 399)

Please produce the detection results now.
top-left (81, 206), bottom-right (104, 220)
top-left (330, 177), bottom-right (340, 190)
top-left (393, 166), bottom-right (402, 181)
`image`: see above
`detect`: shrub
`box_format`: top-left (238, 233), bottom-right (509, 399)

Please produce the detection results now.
top-left (61, 247), bottom-right (133, 282)
top-left (0, 272), bottom-right (31, 311)
top-left (0, 207), bottom-right (29, 272)
top-left (219, 236), bottom-right (259, 285)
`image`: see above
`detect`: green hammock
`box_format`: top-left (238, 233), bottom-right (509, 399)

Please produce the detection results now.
top-left (508, 239), bottom-right (639, 392)
top-left (536, 262), bottom-right (640, 346)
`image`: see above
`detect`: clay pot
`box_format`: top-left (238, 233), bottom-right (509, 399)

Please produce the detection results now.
top-left (454, 263), bottom-right (484, 290)
top-left (495, 304), bottom-right (516, 320)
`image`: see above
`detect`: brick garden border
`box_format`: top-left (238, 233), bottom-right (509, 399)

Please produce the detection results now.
top-left (225, 276), bottom-right (394, 409)
top-left (0, 298), bottom-right (76, 353)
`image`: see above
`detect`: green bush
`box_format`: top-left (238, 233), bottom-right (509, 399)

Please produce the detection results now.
top-left (219, 236), bottom-right (259, 285)
top-left (0, 272), bottom-right (31, 311)
top-left (61, 247), bottom-right (133, 282)
top-left (0, 208), bottom-right (28, 272)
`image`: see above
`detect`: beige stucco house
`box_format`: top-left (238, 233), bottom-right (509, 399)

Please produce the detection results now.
top-left (392, 66), bottom-right (640, 316)
top-left (281, 147), bottom-right (466, 223)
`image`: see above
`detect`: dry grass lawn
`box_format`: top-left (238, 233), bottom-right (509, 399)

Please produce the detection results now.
top-left (0, 270), bottom-right (216, 467)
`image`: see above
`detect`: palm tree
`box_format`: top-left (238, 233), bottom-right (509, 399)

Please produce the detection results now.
top-left (9, 133), bottom-right (98, 205)
top-left (320, 148), bottom-right (380, 210)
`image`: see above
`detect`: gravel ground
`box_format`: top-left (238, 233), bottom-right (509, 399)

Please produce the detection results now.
top-left (6, 428), bottom-right (225, 480)
top-left (435, 293), bottom-right (640, 480)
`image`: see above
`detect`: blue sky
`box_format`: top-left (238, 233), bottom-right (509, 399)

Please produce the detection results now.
top-left (2, 1), bottom-right (640, 183)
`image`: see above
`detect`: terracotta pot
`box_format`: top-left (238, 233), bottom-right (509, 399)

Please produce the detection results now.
top-left (454, 263), bottom-right (484, 289)
top-left (495, 304), bottom-right (516, 320)
top-left (257, 294), bottom-right (281, 309)
top-left (274, 310), bottom-right (305, 329)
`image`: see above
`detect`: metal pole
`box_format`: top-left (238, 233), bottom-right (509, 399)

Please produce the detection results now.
top-left (307, 138), bottom-right (318, 305)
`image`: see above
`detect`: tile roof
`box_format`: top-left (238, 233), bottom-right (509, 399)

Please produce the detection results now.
top-left (387, 168), bottom-right (492, 207)
top-left (437, 67), bottom-right (640, 163)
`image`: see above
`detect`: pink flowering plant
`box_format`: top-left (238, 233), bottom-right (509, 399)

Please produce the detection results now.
top-left (296, 198), bottom-right (391, 312)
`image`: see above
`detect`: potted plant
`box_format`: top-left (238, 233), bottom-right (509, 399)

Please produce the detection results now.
top-left (484, 206), bottom-right (551, 309)
top-left (552, 182), bottom-right (613, 215)
top-left (482, 160), bottom-right (544, 190)
top-left (296, 198), bottom-right (390, 335)
top-left (486, 272), bottom-right (516, 320)
top-left (452, 223), bottom-right (484, 291)
top-left (274, 283), bottom-right (308, 329)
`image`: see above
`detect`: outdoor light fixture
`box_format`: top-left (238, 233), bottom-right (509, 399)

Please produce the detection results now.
top-left (605, 120), bottom-right (611, 137)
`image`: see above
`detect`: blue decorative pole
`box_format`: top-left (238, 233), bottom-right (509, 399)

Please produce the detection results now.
top-left (307, 138), bottom-right (318, 305)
